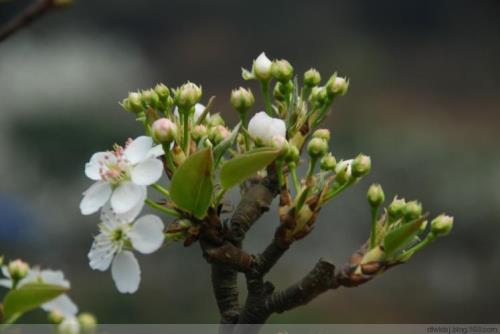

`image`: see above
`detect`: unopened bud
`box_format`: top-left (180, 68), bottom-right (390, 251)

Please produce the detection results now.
top-left (309, 86), bottom-right (328, 106)
top-left (58, 317), bottom-right (80, 334)
top-left (430, 214), bottom-right (454, 237)
top-left (351, 154), bottom-right (371, 177)
top-left (253, 52), bottom-right (273, 81)
top-left (78, 312), bottom-right (97, 332)
top-left (230, 87), bottom-right (255, 112)
top-left (271, 59), bottom-right (294, 83)
top-left (326, 75), bottom-right (349, 96)
top-left (209, 125), bottom-right (230, 144)
top-left (320, 153), bottom-right (336, 171)
top-left (307, 137), bottom-right (328, 158)
top-left (285, 144), bottom-right (300, 163)
top-left (175, 82), bottom-right (202, 109)
top-left (388, 196), bottom-right (406, 219)
top-left (304, 68), bottom-right (321, 86)
top-left (270, 135), bottom-right (289, 155)
top-left (335, 160), bottom-right (352, 184)
top-left (312, 128), bottom-right (330, 142)
top-left (152, 118), bottom-right (177, 143)
top-left (141, 89), bottom-right (160, 108)
top-left (403, 200), bottom-right (422, 221)
top-left (8, 259), bottom-right (29, 281)
top-left (127, 92), bottom-right (143, 112)
top-left (191, 124), bottom-right (208, 142)
top-left (154, 83), bottom-right (170, 99)
top-left (48, 310), bottom-right (64, 324)
top-left (207, 113), bottom-right (225, 127)
top-left (367, 183), bottom-right (385, 207)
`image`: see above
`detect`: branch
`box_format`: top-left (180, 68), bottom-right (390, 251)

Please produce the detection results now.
top-left (0, 0), bottom-right (69, 43)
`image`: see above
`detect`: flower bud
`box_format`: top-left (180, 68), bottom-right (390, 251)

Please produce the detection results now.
top-left (320, 153), bottom-right (337, 171)
top-left (335, 159), bottom-right (352, 184)
top-left (48, 310), bottom-right (64, 324)
top-left (388, 196), bottom-right (406, 219)
top-left (127, 92), bottom-right (143, 112)
top-left (230, 87), bottom-right (255, 112)
top-left (367, 183), bottom-right (385, 207)
top-left (8, 259), bottom-right (29, 281)
top-left (351, 154), bottom-right (371, 178)
top-left (430, 214), bottom-right (454, 237)
top-left (191, 124), bottom-right (208, 142)
top-left (141, 89), bottom-right (160, 108)
top-left (270, 135), bottom-right (289, 156)
top-left (309, 86), bottom-right (328, 106)
top-left (271, 59), bottom-right (294, 83)
top-left (253, 52), bottom-right (273, 81)
top-left (285, 144), bottom-right (300, 163)
top-left (248, 111), bottom-right (286, 146)
top-left (307, 137), bottom-right (328, 158)
top-left (152, 118), bottom-right (177, 143)
top-left (403, 200), bottom-right (422, 221)
top-left (175, 82), bottom-right (202, 109)
top-left (78, 312), bottom-right (97, 333)
top-left (207, 113), bottom-right (225, 127)
top-left (312, 128), bottom-right (330, 142)
top-left (326, 75), bottom-right (349, 96)
top-left (154, 83), bottom-right (170, 99)
top-left (209, 125), bottom-right (231, 144)
top-left (304, 68), bottom-right (321, 86)
top-left (58, 317), bottom-right (80, 334)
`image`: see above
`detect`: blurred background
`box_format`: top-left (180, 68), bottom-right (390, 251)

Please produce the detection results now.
top-left (0, 0), bottom-right (499, 325)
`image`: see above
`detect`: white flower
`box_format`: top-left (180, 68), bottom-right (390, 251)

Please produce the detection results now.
top-left (80, 136), bottom-right (165, 216)
top-left (0, 267), bottom-right (78, 317)
top-left (253, 52), bottom-right (272, 80)
top-left (88, 205), bottom-right (164, 294)
top-left (173, 103), bottom-right (208, 122)
top-left (248, 111), bottom-right (286, 145)
top-left (58, 316), bottom-right (80, 334)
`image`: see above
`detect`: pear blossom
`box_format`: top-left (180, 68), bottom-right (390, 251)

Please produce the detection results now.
top-left (174, 103), bottom-right (208, 122)
top-left (88, 205), bottom-right (165, 293)
top-left (248, 111), bottom-right (286, 145)
top-left (80, 136), bottom-right (164, 216)
top-left (0, 267), bottom-right (78, 317)
top-left (253, 52), bottom-right (273, 80)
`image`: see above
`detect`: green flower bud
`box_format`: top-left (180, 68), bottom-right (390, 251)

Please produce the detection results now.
top-left (78, 312), bottom-right (97, 333)
top-left (304, 68), bottom-right (321, 86)
top-left (253, 52), bottom-right (273, 81)
top-left (127, 91), bottom-right (143, 112)
top-left (209, 125), bottom-right (230, 144)
top-left (271, 59), bottom-right (294, 83)
top-left (312, 128), bottom-right (330, 142)
top-left (141, 89), bottom-right (160, 108)
top-left (230, 87), bottom-right (255, 112)
top-left (388, 196), bottom-right (406, 219)
top-left (152, 118), bottom-right (177, 143)
top-left (207, 113), bottom-right (225, 127)
top-left (8, 259), bottom-right (29, 281)
top-left (154, 83), bottom-right (170, 99)
top-left (367, 183), bottom-right (385, 207)
top-left (335, 160), bottom-right (352, 184)
top-left (403, 200), bottom-right (423, 221)
top-left (326, 74), bottom-right (349, 96)
top-left (351, 154), bottom-right (371, 177)
top-left (320, 153), bottom-right (337, 171)
top-left (48, 310), bottom-right (64, 324)
top-left (191, 124), bottom-right (208, 142)
top-left (270, 135), bottom-right (290, 156)
top-left (309, 86), bottom-right (328, 106)
top-left (307, 137), bottom-right (328, 158)
top-left (430, 214), bottom-right (454, 237)
top-left (175, 82), bottom-right (202, 109)
top-left (285, 144), bottom-right (300, 163)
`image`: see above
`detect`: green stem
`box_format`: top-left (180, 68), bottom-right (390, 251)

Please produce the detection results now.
top-left (306, 157), bottom-right (318, 179)
top-left (260, 80), bottom-right (273, 116)
top-left (321, 179), bottom-right (354, 203)
top-left (289, 162), bottom-right (300, 194)
top-left (239, 112), bottom-right (250, 151)
top-left (405, 234), bottom-right (436, 255)
top-left (151, 183), bottom-right (170, 198)
top-left (181, 107), bottom-right (191, 155)
top-left (276, 160), bottom-right (286, 188)
top-left (145, 199), bottom-right (181, 218)
top-left (369, 206), bottom-right (379, 249)
top-left (214, 189), bottom-right (226, 206)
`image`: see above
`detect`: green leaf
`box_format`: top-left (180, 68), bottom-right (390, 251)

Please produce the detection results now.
top-left (383, 217), bottom-right (426, 257)
top-left (220, 147), bottom-right (281, 190)
top-left (213, 122), bottom-right (241, 166)
top-left (170, 147), bottom-right (213, 219)
top-left (3, 283), bottom-right (68, 321)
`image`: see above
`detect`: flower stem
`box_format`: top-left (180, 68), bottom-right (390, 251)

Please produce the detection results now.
top-left (260, 80), bottom-right (273, 116)
top-left (239, 112), bottom-right (250, 151)
top-left (145, 199), bottom-right (180, 218)
top-left (289, 162), bottom-right (300, 194)
top-left (181, 107), bottom-right (191, 155)
top-left (405, 234), bottom-right (436, 255)
top-left (369, 206), bottom-right (379, 249)
top-left (151, 183), bottom-right (170, 198)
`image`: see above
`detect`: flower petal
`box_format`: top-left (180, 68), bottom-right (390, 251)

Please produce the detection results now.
top-left (84, 152), bottom-right (109, 181)
top-left (42, 294), bottom-right (78, 317)
top-left (147, 145), bottom-right (165, 159)
top-left (128, 215), bottom-right (165, 254)
top-left (0, 279), bottom-right (12, 288)
top-left (111, 251), bottom-right (141, 294)
top-left (58, 316), bottom-right (80, 334)
top-left (110, 182), bottom-right (146, 214)
top-left (88, 237), bottom-right (116, 271)
top-left (111, 186), bottom-right (146, 223)
top-left (40, 270), bottom-right (70, 288)
top-left (248, 111), bottom-right (271, 142)
top-left (124, 136), bottom-right (153, 164)
top-left (131, 158), bottom-right (163, 186)
top-left (80, 182), bottom-right (112, 215)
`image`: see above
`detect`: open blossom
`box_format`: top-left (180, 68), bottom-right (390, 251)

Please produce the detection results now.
top-left (80, 136), bottom-right (164, 216)
top-left (248, 111), bottom-right (286, 145)
top-left (0, 267), bottom-right (78, 317)
top-left (88, 205), bottom-right (164, 294)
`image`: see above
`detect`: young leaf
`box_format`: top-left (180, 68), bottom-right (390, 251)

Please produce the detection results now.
top-left (213, 122), bottom-right (241, 166)
top-left (3, 283), bottom-right (68, 320)
top-left (170, 147), bottom-right (213, 219)
top-left (383, 216), bottom-right (427, 257)
top-left (220, 148), bottom-right (280, 190)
